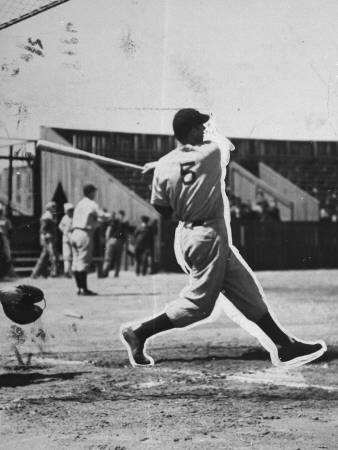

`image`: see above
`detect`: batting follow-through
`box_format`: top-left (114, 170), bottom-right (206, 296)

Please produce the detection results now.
top-left (13, 109), bottom-right (325, 369)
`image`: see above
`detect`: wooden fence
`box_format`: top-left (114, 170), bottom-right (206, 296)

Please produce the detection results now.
top-left (160, 220), bottom-right (338, 272)
top-left (9, 217), bottom-right (338, 273)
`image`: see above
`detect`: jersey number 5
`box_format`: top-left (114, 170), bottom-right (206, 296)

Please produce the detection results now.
top-left (180, 162), bottom-right (196, 185)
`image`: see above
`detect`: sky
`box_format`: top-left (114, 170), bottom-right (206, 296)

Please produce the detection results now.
top-left (1, 0), bottom-right (338, 142)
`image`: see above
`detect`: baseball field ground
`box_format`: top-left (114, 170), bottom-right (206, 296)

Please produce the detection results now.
top-left (0, 269), bottom-right (337, 449)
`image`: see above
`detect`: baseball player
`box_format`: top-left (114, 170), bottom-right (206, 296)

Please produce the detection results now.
top-left (133, 215), bottom-right (154, 276)
top-left (31, 201), bottom-right (59, 279)
top-left (120, 108), bottom-right (327, 368)
top-left (102, 210), bottom-right (129, 278)
top-left (58, 202), bottom-right (74, 277)
top-left (71, 184), bottom-right (110, 295)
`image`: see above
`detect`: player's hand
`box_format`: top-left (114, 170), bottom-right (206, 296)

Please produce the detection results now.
top-left (142, 161), bottom-right (158, 174)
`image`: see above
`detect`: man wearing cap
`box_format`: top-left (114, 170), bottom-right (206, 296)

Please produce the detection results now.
top-left (120, 108), bottom-right (326, 369)
top-left (59, 202), bottom-right (74, 278)
top-left (71, 184), bottom-right (110, 295)
top-left (31, 201), bottom-right (59, 278)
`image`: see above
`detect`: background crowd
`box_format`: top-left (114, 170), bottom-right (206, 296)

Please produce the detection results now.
top-left (16, 184), bottom-right (158, 289)
top-left (1, 184), bottom-right (338, 282)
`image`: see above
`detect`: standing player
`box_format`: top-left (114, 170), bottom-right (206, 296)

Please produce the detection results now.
top-left (58, 202), bottom-right (74, 277)
top-left (102, 210), bottom-right (129, 278)
top-left (31, 201), bottom-right (59, 279)
top-left (120, 108), bottom-right (326, 368)
top-left (71, 184), bottom-right (110, 295)
top-left (133, 215), bottom-right (153, 276)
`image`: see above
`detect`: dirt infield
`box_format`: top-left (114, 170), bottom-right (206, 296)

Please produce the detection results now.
top-left (0, 270), bottom-right (338, 449)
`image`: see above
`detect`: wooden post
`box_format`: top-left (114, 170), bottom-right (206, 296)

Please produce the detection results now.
top-left (7, 145), bottom-right (13, 218)
top-left (33, 142), bottom-right (42, 218)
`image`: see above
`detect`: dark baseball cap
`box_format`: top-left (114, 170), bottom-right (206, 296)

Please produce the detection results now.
top-left (83, 184), bottom-right (97, 196)
top-left (173, 108), bottom-right (210, 140)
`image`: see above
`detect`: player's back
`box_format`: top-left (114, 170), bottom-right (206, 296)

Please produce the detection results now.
top-left (151, 142), bottom-right (225, 221)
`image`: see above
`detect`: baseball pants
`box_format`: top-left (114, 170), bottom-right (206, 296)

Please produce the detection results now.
top-left (102, 238), bottom-right (124, 275)
top-left (71, 229), bottom-right (93, 272)
top-left (134, 247), bottom-right (151, 275)
top-left (62, 239), bottom-right (72, 274)
top-left (166, 218), bottom-right (269, 328)
top-left (32, 234), bottom-right (59, 278)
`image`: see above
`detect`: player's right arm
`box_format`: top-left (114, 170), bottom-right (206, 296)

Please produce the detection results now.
top-left (92, 202), bottom-right (110, 222)
top-left (150, 161), bottom-right (173, 218)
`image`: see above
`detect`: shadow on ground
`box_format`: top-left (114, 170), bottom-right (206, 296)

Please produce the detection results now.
top-left (0, 371), bottom-right (88, 388)
top-left (155, 345), bottom-right (338, 364)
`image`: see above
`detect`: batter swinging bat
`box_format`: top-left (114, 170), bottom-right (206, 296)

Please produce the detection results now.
top-left (36, 140), bottom-right (144, 171)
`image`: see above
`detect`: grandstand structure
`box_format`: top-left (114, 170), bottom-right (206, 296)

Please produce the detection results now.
top-left (40, 127), bottom-right (338, 220)
top-left (1, 127), bottom-right (338, 272)
top-left (230, 138), bottom-right (338, 218)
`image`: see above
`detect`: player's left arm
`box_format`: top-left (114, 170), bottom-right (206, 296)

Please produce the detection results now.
top-left (153, 204), bottom-right (173, 218)
top-left (203, 115), bottom-right (235, 166)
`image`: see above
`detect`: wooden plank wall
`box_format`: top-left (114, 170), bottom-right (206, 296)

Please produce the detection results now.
top-left (40, 150), bottom-right (160, 225)
top-left (259, 162), bottom-right (320, 221)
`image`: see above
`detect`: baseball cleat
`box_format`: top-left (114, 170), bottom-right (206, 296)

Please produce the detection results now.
top-left (277, 340), bottom-right (327, 368)
top-left (78, 289), bottom-right (98, 296)
top-left (119, 326), bottom-right (154, 368)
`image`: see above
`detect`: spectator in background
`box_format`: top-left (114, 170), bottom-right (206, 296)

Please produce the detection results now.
top-left (133, 216), bottom-right (154, 276)
top-left (102, 210), bottom-right (129, 278)
top-left (311, 187), bottom-right (319, 198)
top-left (0, 205), bottom-right (16, 279)
top-left (320, 207), bottom-right (330, 222)
top-left (266, 200), bottom-right (281, 222)
top-left (249, 201), bottom-right (263, 221)
top-left (239, 202), bottom-right (251, 221)
top-left (31, 201), bottom-right (59, 279)
top-left (255, 190), bottom-right (269, 220)
top-left (71, 184), bottom-right (110, 295)
top-left (58, 202), bottom-right (74, 278)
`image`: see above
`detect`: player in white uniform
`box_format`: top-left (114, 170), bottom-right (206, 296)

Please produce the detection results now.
top-left (58, 202), bottom-right (74, 277)
top-left (71, 184), bottom-right (110, 295)
top-left (120, 109), bottom-right (326, 368)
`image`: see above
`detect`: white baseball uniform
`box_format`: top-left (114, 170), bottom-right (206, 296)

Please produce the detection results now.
top-left (59, 214), bottom-right (73, 272)
top-left (151, 140), bottom-right (269, 328)
top-left (71, 197), bottom-right (103, 272)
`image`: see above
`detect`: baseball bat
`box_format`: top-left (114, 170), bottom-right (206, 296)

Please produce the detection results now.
top-left (64, 309), bottom-right (84, 319)
top-left (37, 139), bottom-right (144, 170)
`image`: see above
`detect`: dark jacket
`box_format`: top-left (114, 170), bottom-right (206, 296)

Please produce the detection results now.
top-left (106, 219), bottom-right (129, 241)
top-left (133, 224), bottom-right (153, 250)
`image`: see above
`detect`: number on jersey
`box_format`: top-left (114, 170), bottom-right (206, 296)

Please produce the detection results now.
top-left (180, 162), bottom-right (196, 185)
